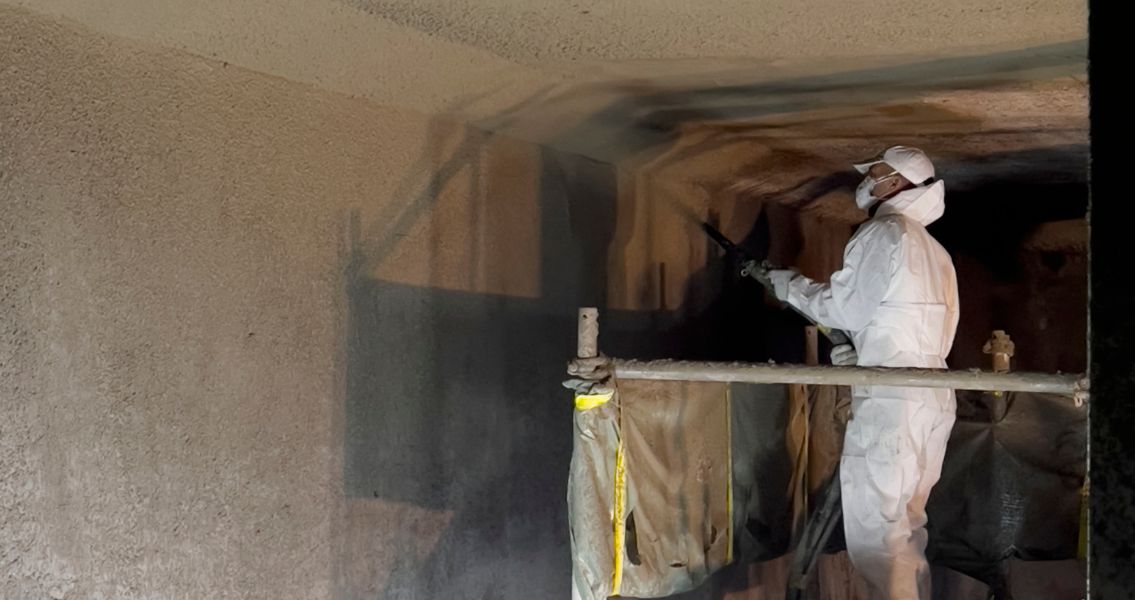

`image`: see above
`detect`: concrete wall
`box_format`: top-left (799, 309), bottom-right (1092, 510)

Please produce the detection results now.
top-left (1, 2), bottom-right (1087, 598)
top-left (1, 7), bottom-right (558, 597)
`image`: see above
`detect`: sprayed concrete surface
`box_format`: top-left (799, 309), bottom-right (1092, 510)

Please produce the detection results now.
top-left (1, 1), bottom-right (1087, 598)
top-left (11, 0), bottom-right (1086, 112)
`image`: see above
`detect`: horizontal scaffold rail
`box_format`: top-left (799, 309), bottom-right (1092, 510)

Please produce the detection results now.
top-left (598, 359), bottom-right (1088, 403)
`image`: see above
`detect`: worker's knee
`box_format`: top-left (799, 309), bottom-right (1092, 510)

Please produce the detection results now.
top-left (841, 453), bottom-right (920, 524)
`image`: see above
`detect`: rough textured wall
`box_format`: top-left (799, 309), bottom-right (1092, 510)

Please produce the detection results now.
top-left (1, 8), bottom-right (354, 597)
top-left (0, 7), bottom-right (558, 598)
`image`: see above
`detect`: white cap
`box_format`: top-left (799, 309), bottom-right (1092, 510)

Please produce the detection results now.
top-left (854, 146), bottom-right (935, 185)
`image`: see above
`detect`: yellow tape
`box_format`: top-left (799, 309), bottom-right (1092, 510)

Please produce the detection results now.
top-left (726, 385), bottom-right (733, 564)
top-left (575, 392), bottom-right (613, 411)
top-left (611, 437), bottom-right (627, 594)
top-left (1078, 477), bottom-right (1088, 560)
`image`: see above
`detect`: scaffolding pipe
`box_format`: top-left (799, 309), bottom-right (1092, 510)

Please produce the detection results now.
top-left (577, 307), bottom-right (599, 359)
top-left (605, 359), bottom-right (1088, 403)
top-left (570, 308), bottom-right (1088, 404)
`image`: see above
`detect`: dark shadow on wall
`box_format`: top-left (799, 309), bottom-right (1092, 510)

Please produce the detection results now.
top-left (342, 144), bottom-right (607, 599)
top-left (341, 136), bottom-right (705, 598)
top-left (338, 43), bottom-right (1087, 600)
top-left (340, 124), bottom-right (807, 596)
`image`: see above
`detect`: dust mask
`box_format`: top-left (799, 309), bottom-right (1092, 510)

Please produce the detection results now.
top-left (855, 172), bottom-right (902, 210)
top-left (855, 177), bottom-right (879, 210)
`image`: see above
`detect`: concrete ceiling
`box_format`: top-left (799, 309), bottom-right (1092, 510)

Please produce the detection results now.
top-left (11, 0), bottom-right (1086, 113)
top-left (347, 0), bottom-right (1086, 65)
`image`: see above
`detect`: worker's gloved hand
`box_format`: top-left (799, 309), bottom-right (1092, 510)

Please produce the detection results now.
top-left (767, 269), bottom-right (797, 302)
top-left (743, 260), bottom-right (775, 289)
top-left (830, 343), bottom-right (858, 367)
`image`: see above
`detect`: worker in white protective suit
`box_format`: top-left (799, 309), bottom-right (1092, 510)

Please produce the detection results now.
top-left (761, 146), bottom-right (960, 599)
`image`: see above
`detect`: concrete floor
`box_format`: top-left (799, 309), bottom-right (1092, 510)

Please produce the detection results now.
top-left (1, 1), bottom-right (1087, 598)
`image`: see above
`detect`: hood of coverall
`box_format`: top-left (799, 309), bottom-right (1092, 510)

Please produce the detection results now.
top-left (876, 179), bottom-right (946, 226)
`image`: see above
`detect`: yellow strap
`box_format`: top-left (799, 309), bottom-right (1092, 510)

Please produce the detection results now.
top-left (611, 437), bottom-right (627, 594)
top-left (1078, 477), bottom-right (1088, 560)
top-left (575, 391), bottom-right (613, 411)
top-left (726, 385), bottom-right (734, 564)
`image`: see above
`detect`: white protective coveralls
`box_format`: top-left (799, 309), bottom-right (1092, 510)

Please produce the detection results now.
top-left (769, 179), bottom-right (959, 599)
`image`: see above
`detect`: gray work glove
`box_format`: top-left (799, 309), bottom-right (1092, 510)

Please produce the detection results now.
top-left (741, 259), bottom-right (772, 288)
top-left (767, 269), bottom-right (797, 302)
top-left (830, 344), bottom-right (858, 367)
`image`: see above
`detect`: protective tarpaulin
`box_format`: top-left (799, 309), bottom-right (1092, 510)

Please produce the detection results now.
top-left (568, 380), bottom-right (799, 600)
top-left (568, 383), bottom-right (1084, 598)
top-left (568, 388), bottom-right (622, 600)
top-left (925, 390), bottom-right (1086, 592)
top-left (568, 380), bottom-right (735, 600)
top-left (810, 390), bottom-right (1086, 580)
top-left (729, 383), bottom-right (795, 562)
